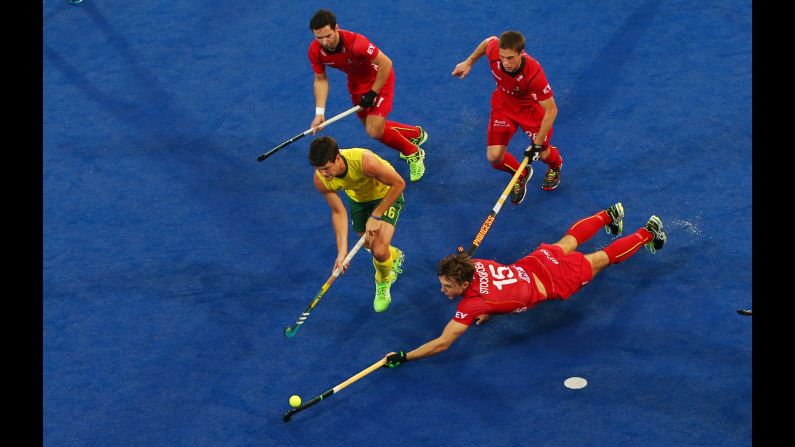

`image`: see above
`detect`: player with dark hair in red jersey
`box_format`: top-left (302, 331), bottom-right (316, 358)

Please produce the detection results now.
top-left (308, 9), bottom-right (428, 183)
top-left (452, 31), bottom-right (564, 204)
top-left (380, 203), bottom-right (667, 367)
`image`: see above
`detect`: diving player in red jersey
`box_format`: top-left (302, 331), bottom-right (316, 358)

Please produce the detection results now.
top-left (380, 203), bottom-right (667, 367)
top-left (308, 9), bottom-right (428, 183)
top-left (452, 31), bottom-right (564, 203)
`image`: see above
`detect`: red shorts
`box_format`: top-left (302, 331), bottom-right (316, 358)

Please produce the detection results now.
top-left (351, 77), bottom-right (394, 120)
top-left (487, 106), bottom-right (553, 147)
top-left (515, 243), bottom-right (592, 300)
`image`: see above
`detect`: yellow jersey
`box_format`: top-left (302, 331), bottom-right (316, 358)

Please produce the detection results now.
top-left (316, 148), bottom-right (392, 203)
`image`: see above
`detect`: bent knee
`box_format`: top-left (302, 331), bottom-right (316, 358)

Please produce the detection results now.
top-left (486, 147), bottom-right (506, 163)
top-left (487, 152), bottom-right (505, 164)
top-left (372, 248), bottom-right (390, 262)
top-left (366, 124), bottom-right (384, 139)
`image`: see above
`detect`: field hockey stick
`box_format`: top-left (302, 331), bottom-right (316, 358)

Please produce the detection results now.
top-left (283, 358), bottom-right (386, 422)
top-left (459, 155), bottom-right (534, 256)
top-left (283, 234), bottom-right (367, 338)
top-left (257, 105), bottom-right (363, 161)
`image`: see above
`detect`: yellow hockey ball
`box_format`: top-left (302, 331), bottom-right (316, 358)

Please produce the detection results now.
top-left (289, 395), bottom-right (302, 408)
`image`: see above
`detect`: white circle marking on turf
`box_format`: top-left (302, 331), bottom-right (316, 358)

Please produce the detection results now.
top-left (564, 377), bottom-right (588, 389)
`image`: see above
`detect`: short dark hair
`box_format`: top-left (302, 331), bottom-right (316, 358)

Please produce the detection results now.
top-left (438, 253), bottom-right (475, 285)
top-left (499, 31), bottom-right (525, 53)
top-left (309, 136), bottom-right (340, 166)
top-left (310, 9), bottom-right (337, 31)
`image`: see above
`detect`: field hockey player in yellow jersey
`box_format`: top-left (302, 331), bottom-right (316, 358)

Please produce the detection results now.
top-left (310, 136), bottom-right (407, 312)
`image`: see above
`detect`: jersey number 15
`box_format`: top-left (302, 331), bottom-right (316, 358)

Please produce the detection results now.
top-left (489, 265), bottom-right (517, 290)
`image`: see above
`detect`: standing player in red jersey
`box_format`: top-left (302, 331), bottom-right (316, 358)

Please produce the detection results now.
top-left (452, 31), bottom-right (564, 204)
top-left (308, 9), bottom-right (428, 183)
top-left (379, 203), bottom-right (668, 367)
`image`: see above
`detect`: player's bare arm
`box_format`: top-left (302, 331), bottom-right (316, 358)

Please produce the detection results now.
top-left (452, 36), bottom-right (496, 79)
top-left (369, 51), bottom-right (392, 94)
top-left (314, 174), bottom-right (351, 273)
top-left (361, 150), bottom-right (405, 236)
top-left (312, 72), bottom-right (330, 133)
top-left (535, 96), bottom-right (558, 146)
top-left (403, 319), bottom-right (469, 361)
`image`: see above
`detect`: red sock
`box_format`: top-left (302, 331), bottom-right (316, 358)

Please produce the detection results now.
top-left (491, 152), bottom-right (527, 177)
top-left (603, 228), bottom-right (653, 264)
top-left (543, 145), bottom-right (563, 170)
top-left (386, 120), bottom-right (420, 140)
top-left (566, 210), bottom-right (610, 244)
top-left (380, 121), bottom-right (420, 156)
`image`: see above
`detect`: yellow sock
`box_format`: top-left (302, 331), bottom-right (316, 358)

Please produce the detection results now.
top-left (373, 252), bottom-right (394, 283)
top-left (389, 246), bottom-right (401, 262)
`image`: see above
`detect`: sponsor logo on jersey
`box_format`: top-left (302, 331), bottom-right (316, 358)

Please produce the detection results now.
top-left (540, 248), bottom-right (559, 265)
top-left (543, 84), bottom-right (551, 94)
top-left (455, 311), bottom-right (469, 320)
top-left (514, 265), bottom-right (531, 283)
top-left (492, 119), bottom-right (511, 128)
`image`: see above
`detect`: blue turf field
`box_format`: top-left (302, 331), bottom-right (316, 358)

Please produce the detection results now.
top-left (44, 1), bottom-right (752, 445)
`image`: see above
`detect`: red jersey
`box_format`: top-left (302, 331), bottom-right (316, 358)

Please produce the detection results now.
top-left (308, 29), bottom-right (394, 95)
top-left (485, 37), bottom-right (552, 120)
top-left (453, 258), bottom-right (546, 326)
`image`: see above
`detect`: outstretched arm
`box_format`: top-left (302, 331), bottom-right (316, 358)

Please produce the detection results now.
top-left (383, 319), bottom-right (469, 367)
top-left (407, 319), bottom-right (469, 360)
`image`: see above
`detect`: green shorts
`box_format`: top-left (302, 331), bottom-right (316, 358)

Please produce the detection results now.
top-left (349, 194), bottom-right (405, 233)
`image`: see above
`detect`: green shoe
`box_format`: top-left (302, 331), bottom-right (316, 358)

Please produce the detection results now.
top-left (400, 148), bottom-right (426, 182)
top-left (541, 164), bottom-right (562, 190)
top-left (510, 165), bottom-right (532, 205)
top-left (604, 202), bottom-right (624, 235)
top-left (373, 275), bottom-right (394, 312)
top-left (391, 248), bottom-right (405, 276)
top-left (409, 126), bottom-right (428, 147)
top-left (643, 215), bottom-right (666, 254)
